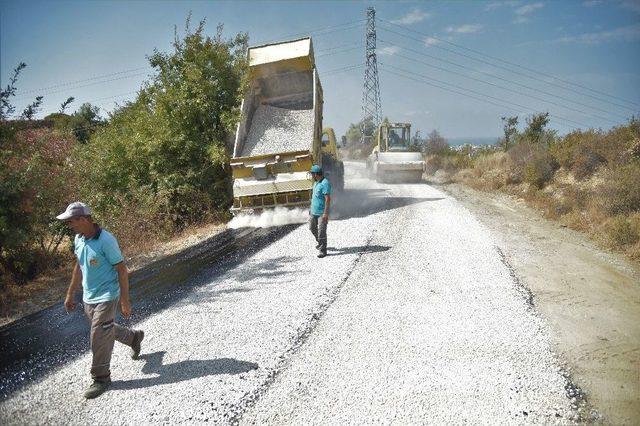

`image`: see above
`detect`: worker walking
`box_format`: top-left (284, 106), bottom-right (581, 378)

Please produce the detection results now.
top-left (309, 165), bottom-right (331, 258)
top-left (57, 202), bottom-right (144, 399)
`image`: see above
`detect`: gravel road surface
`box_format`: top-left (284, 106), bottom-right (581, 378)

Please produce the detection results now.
top-left (0, 162), bottom-right (576, 424)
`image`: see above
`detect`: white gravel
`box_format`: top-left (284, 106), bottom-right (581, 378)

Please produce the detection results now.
top-left (241, 105), bottom-right (314, 157)
top-left (0, 162), bottom-right (575, 424)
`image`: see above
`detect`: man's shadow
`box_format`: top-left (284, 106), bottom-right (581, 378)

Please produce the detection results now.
top-left (111, 351), bottom-right (258, 391)
top-left (325, 245), bottom-right (391, 256)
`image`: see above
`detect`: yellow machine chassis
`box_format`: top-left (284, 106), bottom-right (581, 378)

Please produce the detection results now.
top-left (231, 189), bottom-right (312, 213)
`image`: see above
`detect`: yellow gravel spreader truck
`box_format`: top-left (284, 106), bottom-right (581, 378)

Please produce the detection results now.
top-left (230, 37), bottom-right (343, 213)
top-left (321, 127), bottom-right (345, 192)
top-left (366, 122), bottom-right (425, 183)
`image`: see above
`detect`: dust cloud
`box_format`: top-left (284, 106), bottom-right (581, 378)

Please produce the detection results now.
top-left (228, 207), bottom-right (309, 229)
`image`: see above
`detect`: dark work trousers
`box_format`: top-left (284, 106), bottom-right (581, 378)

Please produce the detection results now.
top-left (309, 214), bottom-right (327, 252)
top-left (83, 299), bottom-right (135, 381)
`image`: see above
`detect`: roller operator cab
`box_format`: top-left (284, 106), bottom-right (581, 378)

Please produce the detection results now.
top-left (366, 122), bottom-right (425, 183)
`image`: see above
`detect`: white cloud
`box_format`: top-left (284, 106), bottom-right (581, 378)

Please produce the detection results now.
top-left (424, 37), bottom-right (440, 46)
top-left (446, 24), bottom-right (483, 34)
top-left (391, 9), bottom-right (430, 25)
top-left (378, 46), bottom-right (400, 56)
top-left (511, 2), bottom-right (544, 23)
top-left (582, 0), bottom-right (603, 7)
top-left (515, 2), bottom-right (544, 15)
top-left (555, 23), bottom-right (640, 44)
top-left (484, 1), bottom-right (521, 11)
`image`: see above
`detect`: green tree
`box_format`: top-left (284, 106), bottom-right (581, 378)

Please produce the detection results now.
top-left (21, 96), bottom-right (44, 120)
top-left (424, 129), bottom-right (449, 155)
top-left (0, 63), bottom-right (26, 120)
top-left (344, 116), bottom-right (375, 145)
top-left (70, 103), bottom-right (103, 143)
top-left (523, 112), bottom-right (550, 144)
top-left (499, 115), bottom-right (518, 151)
top-left (78, 18), bottom-right (248, 228)
top-left (59, 97), bottom-right (75, 113)
top-left (1, 128), bottom-right (77, 281)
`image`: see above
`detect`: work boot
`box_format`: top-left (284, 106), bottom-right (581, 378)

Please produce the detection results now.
top-left (130, 330), bottom-right (144, 360)
top-left (84, 379), bottom-right (111, 399)
top-left (317, 251), bottom-right (327, 258)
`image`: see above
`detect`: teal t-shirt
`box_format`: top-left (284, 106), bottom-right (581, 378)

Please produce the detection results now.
top-left (310, 177), bottom-right (331, 216)
top-left (74, 228), bottom-right (124, 304)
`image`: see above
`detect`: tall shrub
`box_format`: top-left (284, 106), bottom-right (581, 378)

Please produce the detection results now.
top-left (78, 19), bottom-right (248, 230)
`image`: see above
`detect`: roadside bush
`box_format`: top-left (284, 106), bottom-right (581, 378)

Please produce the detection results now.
top-left (572, 143), bottom-right (606, 180)
top-left (77, 20), bottom-right (247, 233)
top-left (424, 155), bottom-right (443, 175)
top-left (473, 152), bottom-right (507, 176)
top-left (449, 153), bottom-right (474, 170)
top-left (0, 128), bottom-right (77, 283)
top-left (600, 163), bottom-right (640, 215)
top-left (606, 214), bottom-right (640, 247)
top-left (506, 143), bottom-right (535, 183)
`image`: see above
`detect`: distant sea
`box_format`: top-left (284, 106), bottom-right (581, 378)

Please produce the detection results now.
top-left (447, 137), bottom-right (500, 147)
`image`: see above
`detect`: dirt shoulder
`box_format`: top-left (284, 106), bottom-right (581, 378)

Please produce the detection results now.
top-left (440, 182), bottom-right (640, 424)
top-left (0, 222), bottom-right (226, 328)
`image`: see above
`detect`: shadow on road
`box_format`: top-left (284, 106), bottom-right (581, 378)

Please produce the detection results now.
top-left (0, 225), bottom-right (296, 401)
top-left (332, 188), bottom-right (444, 220)
top-left (326, 245), bottom-right (391, 256)
top-left (111, 351), bottom-right (258, 391)
top-left (235, 255), bottom-right (303, 283)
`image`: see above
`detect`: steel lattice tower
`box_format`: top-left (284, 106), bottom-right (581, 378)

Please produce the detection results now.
top-left (361, 6), bottom-right (382, 144)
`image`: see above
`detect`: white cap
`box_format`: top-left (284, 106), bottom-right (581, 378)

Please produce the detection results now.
top-left (56, 202), bottom-right (92, 220)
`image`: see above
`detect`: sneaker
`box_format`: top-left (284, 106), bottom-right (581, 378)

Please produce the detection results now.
top-left (130, 330), bottom-right (144, 360)
top-left (317, 251), bottom-right (327, 258)
top-left (84, 379), bottom-right (111, 399)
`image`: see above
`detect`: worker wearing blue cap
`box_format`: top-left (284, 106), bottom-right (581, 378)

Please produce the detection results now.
top-left (309, 164), bottom-right (331, 258)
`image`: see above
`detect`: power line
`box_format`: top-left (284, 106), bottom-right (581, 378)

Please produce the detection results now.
top-left (12, 20), bottom-right (365, 103)
top-left (82, 91), bottom-right (139, 105)
top-left (380, 63), bottom-right (590, 130)
top-left (14, 66), bottom-right (150, 97)
top-left (377, 39), bottom-right (630, 122)
top-left (378, 18), bottom-right (640, 109)
top-left (383, 67), bottom-right (580, 132)
top-left (13, 41), bottom-right (359, 107)
top-left (383, 48), bottom-right (624, 125)
top-left (68, 63), bottom-right (364, 127)
top-left (13, 72), bottom-right (150, 101)
top-left (317, 41), bottom-right (362, 51)
top-left (317, 45), bottom-right (364, 58)
top-left (255, 19), bottom-right (365, 45)
top-left (377, 23), bottom-right (640, 114)
top-left (325, 63), bottom-right (365, 76)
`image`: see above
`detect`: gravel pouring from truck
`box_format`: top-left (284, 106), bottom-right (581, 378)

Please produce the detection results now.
top-left (231, 37), bottom-right (324, 213)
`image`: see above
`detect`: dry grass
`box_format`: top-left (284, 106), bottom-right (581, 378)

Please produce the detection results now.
top-left (423, 122), bottom-right (640, 262)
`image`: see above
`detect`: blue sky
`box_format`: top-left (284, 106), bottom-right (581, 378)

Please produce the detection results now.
top-left (2, 0), bottom-right (639, 139)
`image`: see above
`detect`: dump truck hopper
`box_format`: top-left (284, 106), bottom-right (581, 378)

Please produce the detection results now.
top-left (231, 37), bottom-right (323, 213)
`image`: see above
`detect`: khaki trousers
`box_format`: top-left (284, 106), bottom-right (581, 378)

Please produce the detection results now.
top-left (83, 299), bottom-right (134, 380)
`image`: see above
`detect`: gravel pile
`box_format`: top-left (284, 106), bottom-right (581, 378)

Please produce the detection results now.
top-left (0, 162), bottom-right (576, 424)
top-left (241, 105), bottom-right (314, 157)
